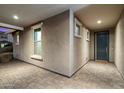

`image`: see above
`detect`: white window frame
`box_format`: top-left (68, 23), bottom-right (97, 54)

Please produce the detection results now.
top-left (31, 23), bottom-right (43, 60)
top-left (15, 31), bottom-right (19, 45)
top-left (86, 29), bottom-right (90, 41)
top-left (74, 18), bottom-right (82, 38)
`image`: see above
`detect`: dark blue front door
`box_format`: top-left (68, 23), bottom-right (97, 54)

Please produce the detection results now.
top-left (96, 32), bottom-right (109, 61)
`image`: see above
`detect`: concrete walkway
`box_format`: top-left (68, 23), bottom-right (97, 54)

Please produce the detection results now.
top-left (0, 60), bottom-right (124, 89)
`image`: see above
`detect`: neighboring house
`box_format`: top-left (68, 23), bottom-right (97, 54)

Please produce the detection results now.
top-left (0, 33), bottom-right (13, 42)
top-left (0, 33), bottom-right (13, 62)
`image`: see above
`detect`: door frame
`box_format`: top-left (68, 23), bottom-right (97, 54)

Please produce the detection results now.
top-left (94, 31), bottom-right (109, 61)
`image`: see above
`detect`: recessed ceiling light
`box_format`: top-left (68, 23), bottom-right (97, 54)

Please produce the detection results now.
top-left (97, 20), bottom-right (102, 24)
top-left (13, 15), bottom-right (19, 20)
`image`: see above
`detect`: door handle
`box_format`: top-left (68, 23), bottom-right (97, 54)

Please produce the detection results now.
top-left (106, 47), bottom-right (108, 54)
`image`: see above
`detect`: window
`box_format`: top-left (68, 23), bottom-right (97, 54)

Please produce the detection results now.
top-left (31, 23), bottom-right (43, 60)
top-left (75, 24), bottom-right (80, 36)
top-left (74, 18), bottom-right (82, 38)
top-left (1, 43), bottom-right (5, 48)
top-left (34, 28), bottom-right (41, 56)
top-left (15, 32), bottom-right (19, 45)
top-left (86, 30), bottom-right (90, 41)
top-left (0, 42), bottom-right (12, 48)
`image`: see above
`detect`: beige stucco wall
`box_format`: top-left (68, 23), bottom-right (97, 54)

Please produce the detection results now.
top-left (115, 9), bottom-right (124, 78)
top-left (70, 18), bottom-right (90, 75)
top-left (13, 10), bottom-right (91, 77)
top-left (90, 29), bottom-right (115, 62)
top-left (90, 31), bottom-right (94, 60)
top-left (13, 10), bottom-right (71, 76)
top-left (109, 28), bottom-right (115, 62)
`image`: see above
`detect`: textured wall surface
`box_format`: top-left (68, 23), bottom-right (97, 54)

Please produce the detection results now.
top-left (115, 9), bottom-right (124, 78)
top-left (13, 10), bottom-right (70, 76)
top-left (90, 31), bottom-right (94, 60)
top-left (109, 29), bottom-right (115, 62)
top-left (70, 18), bottom-right (90, 75)
top-left (13, 10), bottom-right (91, 77)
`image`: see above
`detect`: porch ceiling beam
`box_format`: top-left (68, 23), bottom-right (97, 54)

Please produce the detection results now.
top-left (0, 22), bottom-right (24, 31)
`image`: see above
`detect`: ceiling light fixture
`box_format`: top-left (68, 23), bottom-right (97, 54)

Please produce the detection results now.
top-left (13, 15), bottom-right (19, 20)
top-left (97, 20), bottom-right (102, 24)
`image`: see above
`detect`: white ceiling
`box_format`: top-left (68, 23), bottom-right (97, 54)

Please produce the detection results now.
top-left (0, 4), bottom-right (88, 27)
top-left (75, 4), bottom-right (124, 30)
top-left (0, 4), bottom-right (123, 31)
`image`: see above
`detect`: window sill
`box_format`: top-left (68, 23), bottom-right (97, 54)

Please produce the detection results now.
top-left (74, 35), bottom-right (82, 39)
top-left (31, 55), bottom-right (43, 61)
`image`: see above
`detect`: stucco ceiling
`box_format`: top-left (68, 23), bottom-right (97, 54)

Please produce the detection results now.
top-left (0, 4), bottom-right (88, 27)
top-left (75, 4), bottom-right (124, 30)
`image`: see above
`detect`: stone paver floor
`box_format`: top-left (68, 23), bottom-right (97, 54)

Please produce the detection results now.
top-left (0, 60), bottom-right (124, 89)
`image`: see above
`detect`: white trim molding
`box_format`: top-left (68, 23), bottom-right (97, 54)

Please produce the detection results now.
top-left (74, 18), bottom-right (82, 38)
top-left (31, 22), bottom-right (43, 29)
top-left (31, 22), bottom-right (43, 61)
top-left (0, 22), bottom-right (24, 30)
top-left (31, 55), bottom-right (43, 60)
